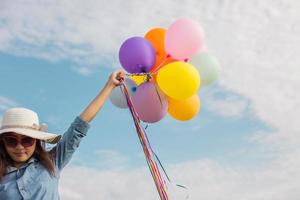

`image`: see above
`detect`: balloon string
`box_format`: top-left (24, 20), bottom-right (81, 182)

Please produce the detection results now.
top-left (120, 80), bottom-right (169, 200)
top-left (154, 85), bottom-right (163, 107)
top-left (153, 152), bottom-right (190, 199)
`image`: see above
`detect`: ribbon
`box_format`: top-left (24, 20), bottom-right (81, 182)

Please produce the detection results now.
top-left (120, 80), bottom-right (169, 200)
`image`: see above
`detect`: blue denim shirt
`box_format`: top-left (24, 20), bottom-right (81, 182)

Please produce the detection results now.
top-left (0, 116), bottom-right (90, 200)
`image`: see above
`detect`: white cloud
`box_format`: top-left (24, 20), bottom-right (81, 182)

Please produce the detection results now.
top-left (59, 166), bottom-right (156, 200)
top-left (72, 66), bottom-right (94, 76)
top-left (0, 96), bottom-right (18, 112)
top-left (0, 96), bottom-right (18, 124)
top-left (60, 153), bottom-right (300, 200)
top-left (0, 28), bottom-right (11, 49)
top-left (207, 0), bottom-right (300, 149)
top-left (0, 0), bottom-right (171, 65)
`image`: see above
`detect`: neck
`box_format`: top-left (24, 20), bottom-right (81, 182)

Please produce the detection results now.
top-left (13, 161), bottom-right (26, 169)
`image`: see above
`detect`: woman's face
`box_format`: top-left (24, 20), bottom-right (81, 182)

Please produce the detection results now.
top-left (2, 132), bottom-right (36, 167)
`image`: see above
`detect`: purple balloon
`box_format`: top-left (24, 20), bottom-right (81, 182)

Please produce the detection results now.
top-left (119, 37), bottom-right (156, 73)
top-left (132, 82), bottom-right (168, 123)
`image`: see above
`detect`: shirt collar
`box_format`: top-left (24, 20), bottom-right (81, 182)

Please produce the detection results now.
top-left (6, 157), bottom-right (38, 174)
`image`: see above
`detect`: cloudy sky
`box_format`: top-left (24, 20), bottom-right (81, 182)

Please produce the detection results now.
top-left (1, 0), bottom-right (300, 199)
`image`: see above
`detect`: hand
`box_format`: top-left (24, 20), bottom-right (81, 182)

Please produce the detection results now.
top-left (106, 70), bottom-right (126, 88)
top-left (80, 70), bottom-right (125, 123)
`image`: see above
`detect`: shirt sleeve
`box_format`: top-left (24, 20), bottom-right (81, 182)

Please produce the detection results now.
top-left (51, 116), bottom-right (90, 171)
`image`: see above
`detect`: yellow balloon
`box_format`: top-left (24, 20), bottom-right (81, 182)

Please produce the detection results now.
top-left (129, 75), bottom-right (147, 85)
top-left (168, 95), bottom-right (201, 121)
top-left (157, 61), bottom-right (200, 100)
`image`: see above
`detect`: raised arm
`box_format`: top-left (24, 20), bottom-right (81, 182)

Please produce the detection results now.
top-left (80, 70), bottom-right (125, 123)
top-left (52, 70), bottom-right (125, 171)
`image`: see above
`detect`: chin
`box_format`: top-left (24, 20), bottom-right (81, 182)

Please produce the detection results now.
top-left (13, 156), bottom-right (30, 163)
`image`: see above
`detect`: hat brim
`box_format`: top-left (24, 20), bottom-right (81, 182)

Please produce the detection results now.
top-left (0, 128), bottom-right (61, 144)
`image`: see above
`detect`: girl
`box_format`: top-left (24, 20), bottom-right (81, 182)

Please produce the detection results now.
top-left (0, 70), bottom-right (125, 199)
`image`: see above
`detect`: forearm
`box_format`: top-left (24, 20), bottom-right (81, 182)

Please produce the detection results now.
top-left (80, 82), bottom-right (115, 123)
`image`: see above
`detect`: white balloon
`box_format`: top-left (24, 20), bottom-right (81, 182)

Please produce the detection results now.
top-left (190, 52), bottom-right (221, 86)
top-left (109, 78), bottom-right (137, 108)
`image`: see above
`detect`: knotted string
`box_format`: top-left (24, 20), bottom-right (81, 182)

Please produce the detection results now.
top-left (125, 55), bottom-right (172, 79)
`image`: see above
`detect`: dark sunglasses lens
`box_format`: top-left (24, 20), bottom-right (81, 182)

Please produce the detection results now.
top-left (3, 136), bottom-right (35, 147)
top-left (21, 137), bottom-right (35, 147)
top-left (3, 137), bottom-right (18, 147)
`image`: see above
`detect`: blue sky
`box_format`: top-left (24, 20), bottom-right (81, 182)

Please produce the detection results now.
top-left (0, 52), bottom-right (270, 169)
top-left (1, 0), bottom-right (299, 199)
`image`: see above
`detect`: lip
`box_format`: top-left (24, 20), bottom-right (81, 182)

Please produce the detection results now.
top-left (13, 152), bottom-right (27, 157)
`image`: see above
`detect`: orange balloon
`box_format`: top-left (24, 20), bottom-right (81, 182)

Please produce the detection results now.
top-left (145, 28), bottom-right (167, 71)
top-left (150, 57), bottom-right (178, 74)
top-left (168, 95), bottom-right (201, 121)
top-left (151, 73), bottom-right (157, 83)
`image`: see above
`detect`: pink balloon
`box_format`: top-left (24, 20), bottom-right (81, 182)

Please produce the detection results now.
top-left (132, 82), bottom-right (168, 123)
top-left (165, 18), bottom-right (205, 61)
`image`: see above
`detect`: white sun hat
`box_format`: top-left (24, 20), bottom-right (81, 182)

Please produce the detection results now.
top-left (0, 107), bottom-right (61, 144)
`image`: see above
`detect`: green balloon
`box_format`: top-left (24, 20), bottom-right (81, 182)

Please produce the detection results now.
top-left (190, 53), bottom-right (221, 86)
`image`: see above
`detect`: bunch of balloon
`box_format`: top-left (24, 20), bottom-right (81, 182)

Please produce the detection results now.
top-left (111, 18), bottom-right (221, 122)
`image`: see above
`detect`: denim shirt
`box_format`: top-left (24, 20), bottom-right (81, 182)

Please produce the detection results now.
top-left (0, 116), bottom-right (90, 200)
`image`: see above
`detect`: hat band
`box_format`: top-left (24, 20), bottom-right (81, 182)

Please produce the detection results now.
top-left (0, 124), bottom-right (41, 131)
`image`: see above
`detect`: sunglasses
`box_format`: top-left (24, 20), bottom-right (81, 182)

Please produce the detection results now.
top-left (2, 135), bottom-right (36, 148)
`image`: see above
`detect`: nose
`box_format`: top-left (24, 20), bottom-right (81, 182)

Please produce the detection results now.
top-left (15, 142), bottom-right (25, 150)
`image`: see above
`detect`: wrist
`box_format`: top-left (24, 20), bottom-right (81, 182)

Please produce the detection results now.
top-left (104, 81), bottom-right (116, 90)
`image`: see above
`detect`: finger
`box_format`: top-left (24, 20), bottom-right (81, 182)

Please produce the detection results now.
top-left (116, 71), bottom-right (125, 81)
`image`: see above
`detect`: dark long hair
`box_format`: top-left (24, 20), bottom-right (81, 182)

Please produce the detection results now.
top-left (0, 137), bottom-right (56, 181)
